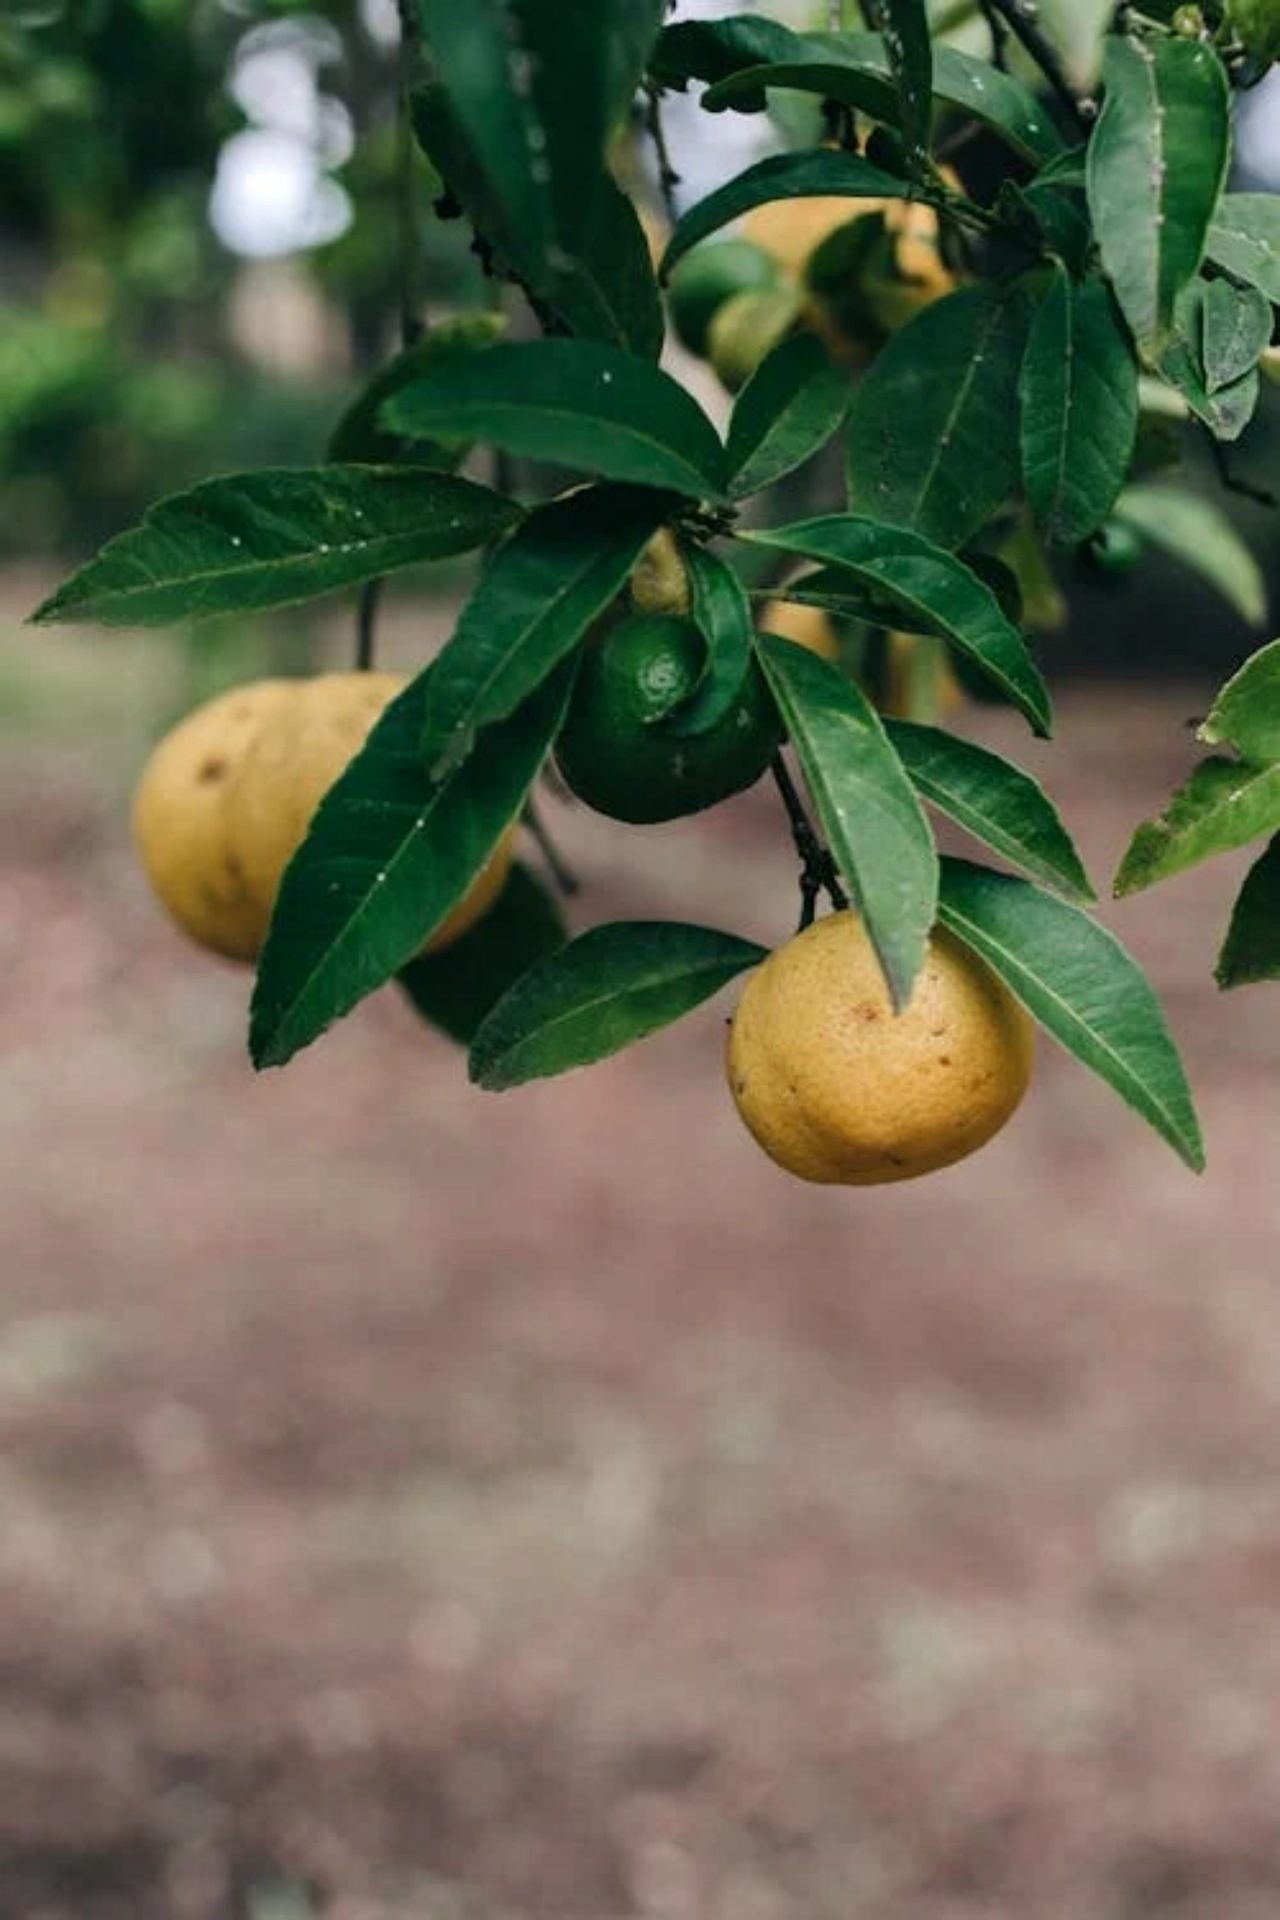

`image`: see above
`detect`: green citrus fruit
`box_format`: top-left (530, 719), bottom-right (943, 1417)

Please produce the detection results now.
top-left (706, 284), bottom-right (803, 392)
top-left (555, 614), bottom-right (782, 824)
top-left (666, 238), bottom-right (782, 356)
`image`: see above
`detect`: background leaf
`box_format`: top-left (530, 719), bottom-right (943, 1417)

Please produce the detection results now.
top-left (1157, 281), bottom-right (1262, 442)
top-left (412, 0), bottom-right (665, 356)
top-left (725, 331), bottom-right (851, 500)
top-left (420, 484), bottom-right (669, 779)
top-left (469, 921), bottom-right (767, 1090)
top-left (846, 283), bottom-right (1032, 551)
top-left (1206, 192), bottom-right (1280, 302)
top-left (1216, 836), bottom-right (1280, 987)
top-left (1200, 279), bottom-right (1273, 396)
top-left (31, 468), bottom-right (520, 628)
top-left (938, 857), bottom-right (1204, 1170)
top-left (1019, 268), bottom-right (1138, 546)
top-left (672, 548), bottom-right (756, 738)
top-left (397, 861), bottom-right (568, 1045)
top-left (1112, 483), bottom-right (1267, 627)
top-left (1114, 756), bottom-right (1280, 896)
top-left (1086, 33), bottom-right (1231, 358)
top-left (384, 339), bottom-right (728, 501)
top-left (745, 515), bottom-right (1052, 734)
top-left (326, 315), bottom-right (506, 466)
top-left (885, 720), bottom-right (1095, 902)
top-left (756, 632), bottom-right (938, 1011)
top-left (661, 149), bottom-right (908, 274)
top-left (250, 665), bottom-right (573, 1071)
top-left (1198, 638), bottom-right (1280, 762)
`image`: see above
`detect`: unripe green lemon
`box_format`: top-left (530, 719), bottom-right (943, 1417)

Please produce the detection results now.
top-left (666, 237), bottom-right (782, 356)
top-left (555, 614), bottom-right (782, 824)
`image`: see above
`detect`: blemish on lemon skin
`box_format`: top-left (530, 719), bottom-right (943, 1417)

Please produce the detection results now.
top-left (197, 757), bottom-right (228, 785)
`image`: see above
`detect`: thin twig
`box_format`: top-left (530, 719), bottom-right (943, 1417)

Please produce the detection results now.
top-left (355, 579), bottom-right (383, 673)
top-left (522, 798), bottom-right (580, 898)
top-left (978, 0), bottom-right (1011, 70)
top-left (644, 82), bottom-right (682, 227)
top-left (1204, 426), bottom-right (1279, 509)
top-left (985, 0), bottom-right (1096, 131)
top-left (770, 753), bottom-right (848, 930)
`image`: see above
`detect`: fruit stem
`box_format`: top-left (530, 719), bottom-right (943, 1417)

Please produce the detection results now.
top-left (770, 752), bottom-right (848, 929)
top-left (523, 797), bottom-right (580, 899)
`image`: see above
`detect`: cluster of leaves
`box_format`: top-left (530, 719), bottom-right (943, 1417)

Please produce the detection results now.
top-left (30, 0), bottom-right (1280, 1174)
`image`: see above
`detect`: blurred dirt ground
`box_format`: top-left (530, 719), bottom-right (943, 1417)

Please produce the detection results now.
top-left (4, 613), bottom-right (1280, 1920)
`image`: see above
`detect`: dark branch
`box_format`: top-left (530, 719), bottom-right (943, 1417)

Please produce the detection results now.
top-left (770, 753), bottom-right (848, 930)
top-left (985, 0), bottom-right (1096, 133)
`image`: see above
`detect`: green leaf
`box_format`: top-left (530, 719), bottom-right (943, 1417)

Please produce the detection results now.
top-left (938, 857), bottom-right (1204, 1171)
top-left (745, 515), bottom-right (1052, 735)
top-left (651, 16), bottom-right (822, 93)
top-left (846, 282), bottom-right (1033, 552)
top-left (881, 0), bottom-right (933, 172)
top-left (1086, 33), bottom-right (1231, 359)
top-left (692, 31), bottom-right (1065, 164)
top-left (250, 663), bottom-right (574, 1071)
top-left (1157, 280), bottom-right (1262, 441)
top-left (397, 861), bottom-right (568, 1046)
top-left (755, 632), bottom-right (938, 1011)
top-left (1115, 755), bottom-right (1280, 896)
top-left (1112, 483), bottom-right (1267, 627)
top-left (661, 149), bottom-right (908, 276)
top-left (1019, 268), bottom-right (1139, 547)
top-left (420, 483), bottom-right (669, 780)
top-left (885, 720), bottom-right (1095, 902)
top-left (469, 920), bottom-right (767, 1090)
top-left (412, 0), bottom-right (666, 356)
top-left (326, 315), bottom-right (506, 466)
top-left (1206, 192), bottom-right (1280, 302)
top-left (30, 468), bottom-right (520, 629)
top-left (1199, 638), bottom-right (1280, 762)
top-left (1200, 278), bottom-right (1273, 395)
top-left (1216, 835), bottom-right (1280, 988)
top-left (384, 339), bottom-right (728, 501)
top-left (725, 331), bottom-right (852, 501)
top-left (763, 567), bottom-right (903, 627)
top-left (671, 547), bottom-right (757, 739)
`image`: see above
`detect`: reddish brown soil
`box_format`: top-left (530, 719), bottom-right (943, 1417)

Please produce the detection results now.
top-left (4, 685), bottom-right (1280, 1920)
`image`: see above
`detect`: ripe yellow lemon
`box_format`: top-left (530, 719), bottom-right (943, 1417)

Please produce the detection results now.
top-left (741, 194), bottom-right (871, 278)
top-left (760, 596), bottom-right (841, 662)
top-left (133, 673), bottom-right (514, 963)
top-left (132, 678), bottom-right (295, 961)
top-left (726, 911), bottom-right (1034, 1184)
top-left (629, 527), bottom-right (693, 617)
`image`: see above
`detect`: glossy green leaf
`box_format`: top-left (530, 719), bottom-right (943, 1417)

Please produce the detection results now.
top-left (745, 515), bottom-right (1051, 735)
top-left (1019, 267), bottom-right (1139, 546)
top-left (649, 15), bottom-right (804, 94)
top-left (881, 0), bottom-right (932, 172)
top-left (31, 468), bottom-right (520, 628)
top-left (420, 484), bottom-right (668, 780)
top-left (1086, 33), bottom-right (1231, 358)
top-left (1113, 483), bottom-right (1267, 627)
top-left (1200, 278), bottom-right (1273, 395)
top-left (1216, 835), bottom-right (1280, 988)
top-left (846, 282), bottom-right (1032, 552)
top-left (672, 547), bottom-right (756, 738)
top-left (1157, 280), bottom-right (1262, 441)
top-left (755, 632), bottom-right (938, 1010)
top-left (412, 0), bottom-right (665, 356)
top-left (250, 664), bottom-right (573, 1071)
top-left (1206, 192), bottom-right (1280, 302)
top-left (397, 861), bottom-right (568, 1045)
top-left (469, 920), bottom-right (767, 1090)
top-left (384, 339), bottom-right (728, 501)
top-left (765, 567), bottom-right (903, 627)
top-left (1115, 756), bottom-right (1280, 896)
top-left (326, 315), bottom-right (506, 465)
top-left (938, 857), bottom-right (1204, 1171)
top-left (661, 149), bottom-right (908, 276)
top-left (1198, 638), bottom-right (1280, 762)
top-left (692, 30), bottom-right (1065, 164)
top-left (725, 331), bottom-right (852, 501)
top-left (885, 720), bottom-right (1094, 902)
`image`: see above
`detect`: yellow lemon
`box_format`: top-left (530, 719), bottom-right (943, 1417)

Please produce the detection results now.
top-left (726, 910), bottom-right (1034, 1184)
top-left (760, 597), bottom-right (841, 662)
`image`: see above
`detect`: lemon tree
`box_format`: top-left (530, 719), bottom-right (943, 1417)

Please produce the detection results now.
top-left (33, 0), bottom-right (1280, 1183)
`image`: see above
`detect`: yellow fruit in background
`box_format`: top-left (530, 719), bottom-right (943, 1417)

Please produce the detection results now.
top-left (630, 526), bottom-right (692, 617)
top-left (133, 673), bottom-right (515, 963)
top-left (878, 632), bottom-right (964, 722)
top-left (726, 911), bottom-right (1034, 1184)
top-left (741, 194), bottom-right (875, 277)
top-left (760, 597), bottom-right (840, 662)
top-left (132, 678), bottom-right (295, 961)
